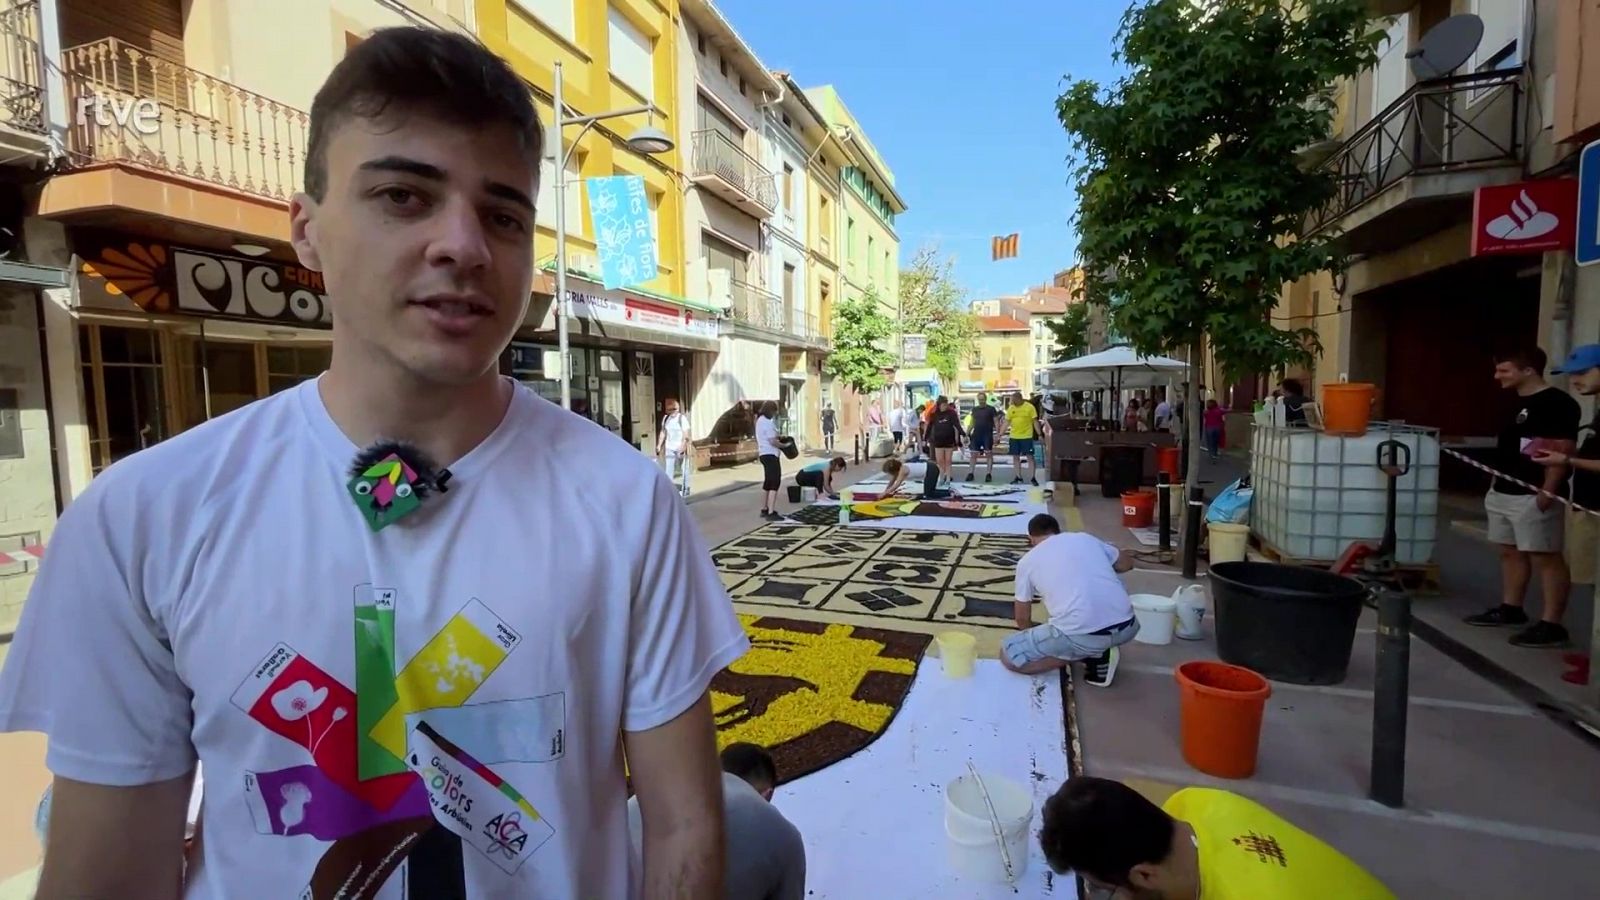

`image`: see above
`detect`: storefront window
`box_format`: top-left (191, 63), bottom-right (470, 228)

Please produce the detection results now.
top-left (81, 324), bottom-right (169, 474)
top-left (196, 341), bottom-right (259, 420)
top-left (267, 345), bottom-right (332, 394)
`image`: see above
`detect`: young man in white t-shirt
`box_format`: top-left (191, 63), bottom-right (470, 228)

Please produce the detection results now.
top-left (0, 28), bottom-right (748, 900)
top-left (1001, 514), bottom-right (1139, 687)
top-left (657, 397), bottom-right (692, 498)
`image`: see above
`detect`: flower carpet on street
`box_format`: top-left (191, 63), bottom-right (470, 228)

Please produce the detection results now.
top-left (711, 523), bottom-right (1032, 629)
top-left (783, 497), bottom-right (1026, 527)
top-left (710, 614), bottom-right (930, 784)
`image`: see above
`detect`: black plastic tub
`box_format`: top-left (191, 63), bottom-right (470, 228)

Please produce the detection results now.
top-left (1208, 561), bottom-right (1367, 686)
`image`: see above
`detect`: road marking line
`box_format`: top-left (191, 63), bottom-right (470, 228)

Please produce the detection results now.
top-left (1119, 663), bottom-right (1533, 716)
top-left (1092, 761), bottom-right (1600, 851)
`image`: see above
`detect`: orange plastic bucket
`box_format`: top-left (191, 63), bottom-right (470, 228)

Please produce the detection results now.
top-left (1321, 383), bottom-right (1377, 436)
top-left (1121, 490), bottom-right (1156, 528)
top-left (1175, 660), bottom-right (1272, 779)
top-left (1156, 446), bottom-right (1181, 480)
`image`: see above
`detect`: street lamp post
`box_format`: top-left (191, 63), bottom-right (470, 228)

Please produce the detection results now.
top-left (549, 60), bottom-right (674, 410)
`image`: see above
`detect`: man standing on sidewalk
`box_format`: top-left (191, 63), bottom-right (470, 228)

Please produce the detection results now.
top-left (1532, 344), bottom-right (1600, 637)
top-left (657, 397), bottom-right (692, 498)
top-left (1465, 347), bottom-right (1581, 648)
top-left (966, 392), bottom-right (999, 483)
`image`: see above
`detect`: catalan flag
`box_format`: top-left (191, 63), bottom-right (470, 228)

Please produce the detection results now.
top-left (991, 232), bottom-right (1019, 260)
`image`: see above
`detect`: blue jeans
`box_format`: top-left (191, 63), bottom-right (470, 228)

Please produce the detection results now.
top-left (1002, 618), bottom-right (1140, 666)
top-left (1204, 427), bottom-right (1223, 458)
top-left (662, 452), bottom-right (692, 497)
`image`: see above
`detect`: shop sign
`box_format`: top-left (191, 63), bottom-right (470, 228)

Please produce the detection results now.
top-left (565, 280), bottom-right (718, 341)
top-left (77, 232), bottom-right (331, 327)
top-left (1578, 140), bottom-right (1600, 267)
top-left (1471, 179), bottom-right (1579, 256)
top-left (958, 380), bottom-right (986, 392)
top-left (902, 334), bottom-right (927, 366)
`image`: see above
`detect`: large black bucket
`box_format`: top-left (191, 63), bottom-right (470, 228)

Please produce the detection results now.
top-left (1208, 561), bottom-right (1367, 686)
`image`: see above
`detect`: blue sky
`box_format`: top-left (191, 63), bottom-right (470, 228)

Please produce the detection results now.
top-left (717, 0), bottom-right (1129, 306)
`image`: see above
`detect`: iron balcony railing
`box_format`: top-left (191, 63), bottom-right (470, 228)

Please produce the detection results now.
top-left (1306, 67), bottom-right (1524, 235)
top-left (62, 37), bottom-right (310, 202)
top-left (0, 1), bottom-right (44, 134)
top-left (691, 129), bottom-right (777, 212)
top-left (728, 278), bottom-right (784, 330)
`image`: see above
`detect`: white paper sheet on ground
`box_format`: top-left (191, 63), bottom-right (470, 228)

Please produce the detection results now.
top-left (775, 661), bottom-right (1068, 898)
top-left (1129, 526), bottom-right (1163, 547)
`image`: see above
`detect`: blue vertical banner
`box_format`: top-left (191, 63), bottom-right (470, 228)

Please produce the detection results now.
top-left (1577, 139), bottom-right (1600, 268)
top-left (585, 175), bottom-right (658, 289)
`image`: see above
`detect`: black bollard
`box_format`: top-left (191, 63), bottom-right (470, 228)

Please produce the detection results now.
top-left (1157, 472), bottom-right (1172, 552)
top-left (854, 433), bottom-right (861, 466)
top-left (1181, 486), bottom-right (1202, 579)
top-left (1370, 585), bottom-right (1411, 808)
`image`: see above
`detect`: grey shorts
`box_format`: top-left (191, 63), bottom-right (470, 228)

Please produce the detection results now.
top-left (1002, 618), bottom-right (1139, 667)
top-left (1485, 489), bottom-right (1565, 554)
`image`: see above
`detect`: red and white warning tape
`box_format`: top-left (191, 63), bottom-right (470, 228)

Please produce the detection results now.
top-left (1441, 446), bottom-right (1597, 517)
top-left (0, 545), bottom-right (43, 567)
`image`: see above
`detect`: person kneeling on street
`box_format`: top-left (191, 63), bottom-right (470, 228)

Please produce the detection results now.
top-left (1039, 777), bottom-right (1396, 899)
top-left (628, 743), bottom-right (807, 900)
top-left (1001, 513), bottom-right (1139, 687)
top-left (880, 457), bottom-right (910, 496)
top-left (796, 456), bottom-right (846, 499)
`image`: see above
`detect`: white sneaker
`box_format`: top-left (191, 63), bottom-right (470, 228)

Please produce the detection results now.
top-left (1083, 646), bottom-right (1120, 688)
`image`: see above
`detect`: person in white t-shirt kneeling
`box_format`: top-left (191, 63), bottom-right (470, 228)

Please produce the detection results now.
top-left (1001, 514), bottom-right (1140, 687)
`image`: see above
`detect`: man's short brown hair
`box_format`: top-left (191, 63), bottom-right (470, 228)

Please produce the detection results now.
top-left (305, 27), bottom-right (544, 201)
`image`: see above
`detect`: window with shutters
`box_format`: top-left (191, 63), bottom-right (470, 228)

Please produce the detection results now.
top-left (512, 0), bottom-right (576, 43)
top-left (696, 97), bottom-right (743, 144)
top-left (703, 232), bottom-right (748, 284)
top-left (608, 7), bottom-right (654, 102)
top-left (535, 151), bottom-right (585, 236)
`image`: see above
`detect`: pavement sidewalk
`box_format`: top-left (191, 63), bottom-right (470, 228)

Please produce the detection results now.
top-left (1064, 486), bottom-right (1600, 898)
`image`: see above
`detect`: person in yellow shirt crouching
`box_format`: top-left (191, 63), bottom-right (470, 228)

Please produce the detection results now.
top-left (1039, 777), bottom-right (1395, 899)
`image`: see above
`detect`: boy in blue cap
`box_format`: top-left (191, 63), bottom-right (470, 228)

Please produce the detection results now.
top-left (1533, 345), bottom-right (1600, 609)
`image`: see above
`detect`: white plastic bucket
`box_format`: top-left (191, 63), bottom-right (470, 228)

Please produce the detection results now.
top-left (945, 771), bottom-right (1033, 883)
top-left (1173, 585), bottom-right (1207, 640)
top-left (800, 486), bottom-right (818, 502)
top-left (1209, 522), bottom-right (1250, 563)
top-left (1130, 593), bottom-right (1178, 645)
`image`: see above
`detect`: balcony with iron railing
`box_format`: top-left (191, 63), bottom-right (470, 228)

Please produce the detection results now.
top-left (1304, 67), bottom-right (1525, 254)
top-left (728, 278), bottom-right (784, 330)
top-left (0, 0), bottom-right (44, 139)
top-left (691, 129), bottom-right (777, 219)
top-left (62, 37), bottom-right (309, 203)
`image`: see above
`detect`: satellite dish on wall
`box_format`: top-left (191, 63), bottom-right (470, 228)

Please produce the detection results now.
top-left (1407, 14), bottom-right (1484, 81)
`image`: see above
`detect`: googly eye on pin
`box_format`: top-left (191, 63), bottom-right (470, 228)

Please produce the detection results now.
top-left (346, 440), bottom-right (452, 532)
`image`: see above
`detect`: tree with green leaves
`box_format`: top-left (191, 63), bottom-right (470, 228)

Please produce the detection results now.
top-left (1057, 0), bottom-right (1380, 556)
top-left (897, 246), bottom-right (979, 382)
top-left (1045, 302), bottom-right (1092, 363)
top-left (825, 287), bottom-right (896, 437)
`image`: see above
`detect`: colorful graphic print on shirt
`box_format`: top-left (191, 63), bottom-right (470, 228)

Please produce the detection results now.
top-left (230, 584), bottom-right (564, 899)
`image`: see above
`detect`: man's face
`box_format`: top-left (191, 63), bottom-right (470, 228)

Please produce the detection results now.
top-left (290, 111), bottom-right (537, 389)
top-left (664, 401), bottom-right (679, 415)
top-left (978, 393), bottom-right (987, 406)
top-left (1493, 361), bottom-right (1535, 391)
top-left (1570, 367), bottom-right (1600, 396)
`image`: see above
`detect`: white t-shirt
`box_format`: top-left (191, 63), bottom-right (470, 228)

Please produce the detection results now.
top-left (755, 415), bottom-right (781, 457)
top-left (888, 408), bottom-right (905, 432)
top-left (0, 378), bottom-right (749, 899)
top-left (1014, 533), bottom-right (1133, 635)
top-left (661, 412), bottom-right (688, 454)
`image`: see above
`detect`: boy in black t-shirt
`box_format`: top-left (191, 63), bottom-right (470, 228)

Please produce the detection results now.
top-left (1466, 347), bottom-right (1582, 648)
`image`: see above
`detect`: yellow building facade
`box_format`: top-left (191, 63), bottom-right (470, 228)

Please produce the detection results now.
top-left (477, 0), bottom-right (686, 299)
top-left (963, 316), bottom-right (1033, 397)
top-left (803, 86), bottom-right (906, 321)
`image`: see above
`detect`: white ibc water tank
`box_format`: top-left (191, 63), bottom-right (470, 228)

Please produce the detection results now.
top-left (1249, 422), bottom-right (1440, 565)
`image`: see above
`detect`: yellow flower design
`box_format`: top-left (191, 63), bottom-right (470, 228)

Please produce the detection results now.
top-left (712, 614), bottom-right (917, 750)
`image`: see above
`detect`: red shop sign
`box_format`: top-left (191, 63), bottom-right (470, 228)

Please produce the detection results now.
top-left (1471, 179), bottom-right (1579, 256)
